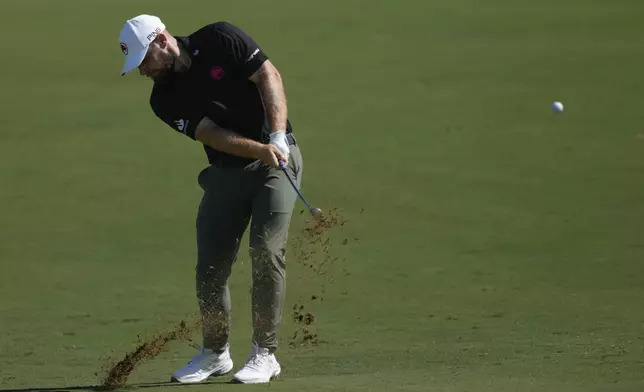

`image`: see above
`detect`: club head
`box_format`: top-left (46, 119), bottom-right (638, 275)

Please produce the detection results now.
top-left (309, 207), bottom-right (324, 221)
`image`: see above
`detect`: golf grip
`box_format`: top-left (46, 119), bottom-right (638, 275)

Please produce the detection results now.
top-left (279, 161), bottom-right (312, 209)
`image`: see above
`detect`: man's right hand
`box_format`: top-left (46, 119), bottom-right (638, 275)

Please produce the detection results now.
top-left (194, 118), bottom-right (289, 169)
top-left (258, 144), bottom-right (288, 169)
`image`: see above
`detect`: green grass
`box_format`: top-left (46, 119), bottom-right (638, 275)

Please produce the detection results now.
top-left (1, 0), bottom-right (644, 391)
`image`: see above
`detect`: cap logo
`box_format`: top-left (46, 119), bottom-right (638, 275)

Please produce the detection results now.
top-left (147, 27), bottom-right (162, 42)
top-left (120, 42), bottom-right (128, 55)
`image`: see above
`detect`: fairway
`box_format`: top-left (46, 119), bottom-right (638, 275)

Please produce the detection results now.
top-left (2, 0), bottom-right (644, 391)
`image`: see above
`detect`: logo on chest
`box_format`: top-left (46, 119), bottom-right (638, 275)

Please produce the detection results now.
top-left (209, 66), bottom-right (225, 81)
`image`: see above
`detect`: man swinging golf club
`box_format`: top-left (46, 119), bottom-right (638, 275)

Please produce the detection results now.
top-left (118, 14), bottom-right (303, 384)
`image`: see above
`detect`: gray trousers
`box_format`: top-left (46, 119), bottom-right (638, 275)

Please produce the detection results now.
top-left (195, 144), bottom-right (302, 353)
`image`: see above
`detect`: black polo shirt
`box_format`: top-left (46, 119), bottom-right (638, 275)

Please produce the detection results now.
top-left (149, 21), bottom-right (293, 167)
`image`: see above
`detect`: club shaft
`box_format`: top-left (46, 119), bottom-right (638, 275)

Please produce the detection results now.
top-left (280, 162), bottom-right (312, 210)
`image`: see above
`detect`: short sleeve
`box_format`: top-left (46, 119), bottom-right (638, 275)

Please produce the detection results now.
top-left (209, 22), bottom-right (269, 78)
top-left (150, 92), bottom-right (203, 140)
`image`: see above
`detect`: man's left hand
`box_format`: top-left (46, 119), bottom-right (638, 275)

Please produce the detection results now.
top-left (269, 131), bottom-right (290, 162)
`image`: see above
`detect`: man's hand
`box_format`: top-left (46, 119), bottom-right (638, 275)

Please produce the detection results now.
top-left (258, 144), bottom-right (288, 168)
top-left (269, 130), bottom-right (290, 161)
top-left (196, 117), bottom-right (288, 167)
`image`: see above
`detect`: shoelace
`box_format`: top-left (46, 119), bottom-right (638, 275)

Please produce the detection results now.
top-left (245, 353), bottom-right (269, 370)
top-left (187, 354), bottom-right (202, 366)
top-left (188, 351), bottom-right (212, 366)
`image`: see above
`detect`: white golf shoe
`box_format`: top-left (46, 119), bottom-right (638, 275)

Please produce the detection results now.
top-left (232, 343), bottom-right (281, 384)
top-left (171, 346), bottom-right (234, 383)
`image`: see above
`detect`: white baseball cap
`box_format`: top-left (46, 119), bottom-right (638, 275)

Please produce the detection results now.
top-left (119, 14), bottom-right (166, 75)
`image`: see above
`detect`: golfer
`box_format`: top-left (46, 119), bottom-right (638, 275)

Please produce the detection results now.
top-left (119, 14), bottom-right (302, 384)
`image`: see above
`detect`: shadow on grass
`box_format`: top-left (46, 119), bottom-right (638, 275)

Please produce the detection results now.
top-left (0, 380), bottom-right (230, 392)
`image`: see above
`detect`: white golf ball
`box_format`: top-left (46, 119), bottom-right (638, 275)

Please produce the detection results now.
top-left (552, 101), bottom-right (564, 113)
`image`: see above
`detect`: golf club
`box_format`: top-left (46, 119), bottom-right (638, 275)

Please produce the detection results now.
top-left (279, 161), bottom-right (324, 221)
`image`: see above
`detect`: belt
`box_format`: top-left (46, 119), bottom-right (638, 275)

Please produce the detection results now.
top-left (286, 133), bottom-right (297, 146)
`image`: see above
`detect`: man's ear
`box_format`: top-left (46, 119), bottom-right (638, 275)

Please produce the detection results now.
top-left (156, 33), bottom-right (169, 49)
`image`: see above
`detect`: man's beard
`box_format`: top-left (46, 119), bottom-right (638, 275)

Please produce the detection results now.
top-left (151, 53), bottom-right (178, 83)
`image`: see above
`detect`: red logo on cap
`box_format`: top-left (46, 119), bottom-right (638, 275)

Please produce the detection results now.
top-left (210, 66), bottom-right (225, 81)
top-left (120, 42), bottom-right (128, 55)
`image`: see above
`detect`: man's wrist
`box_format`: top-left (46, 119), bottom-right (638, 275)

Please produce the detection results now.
top-left (250, 143), bottom-right (268, 160)
top-left (269, 130), bottom-right (287, 144)
top-left (268, 130), bottom-right (290, 157)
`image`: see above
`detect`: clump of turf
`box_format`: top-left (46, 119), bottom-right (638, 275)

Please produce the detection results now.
top-left (100, 318), bottom-right (199, 389)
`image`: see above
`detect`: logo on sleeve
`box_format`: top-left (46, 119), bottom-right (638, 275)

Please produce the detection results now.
top-left (212, 100), bottom-right (228, 110)
top-left (210, 66), bottom-right (225, 81)
top-left (120, 42), bottom-right (128, 55)
top-left (246, 48), bottom-right (260, 62)
top-left (174, 119), bottom-right (188, 133)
